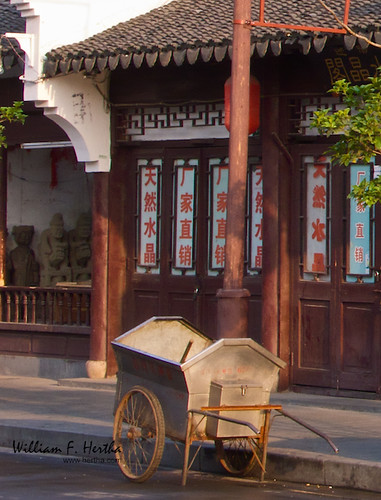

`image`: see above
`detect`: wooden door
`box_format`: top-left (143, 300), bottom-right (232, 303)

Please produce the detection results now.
top-left (121, 143), bottom-right (263, 340)
top-left (291, 145), bottom-right (381, 394)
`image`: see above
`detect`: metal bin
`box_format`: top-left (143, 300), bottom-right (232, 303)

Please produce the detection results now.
top-left (111, 316), bottom-right (337, 485)
top-left (112, 316), bottom-right (286, 442)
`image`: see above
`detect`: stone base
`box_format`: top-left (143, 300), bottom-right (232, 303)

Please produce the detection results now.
top-left (86, 359), bottom-right (107, 379)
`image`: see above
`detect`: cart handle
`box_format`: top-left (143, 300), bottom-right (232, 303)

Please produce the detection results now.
top-left (197, 404), bottom-right (339, 453)
top-left (188, 408), bottom-right (261, 435)
top-left (273, 408), bottom-right (339, 454)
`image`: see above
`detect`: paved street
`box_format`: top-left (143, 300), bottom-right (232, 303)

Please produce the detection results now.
top-left (0, 448), bottom-right (379, 500)
top-left (2, 376), bottom-right (381, 494)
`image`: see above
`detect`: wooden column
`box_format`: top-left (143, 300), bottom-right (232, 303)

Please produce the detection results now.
top-left (217, 0), bottom-right (251, 339)
top-left (87, 171), bottom-right (109, 378)
top-left (105, 149), bottom-right (129, 376)
top-left (277, 109), bottom-right (292, 389)
top-left (0, 148), bottom-right (7, 286)
top-left (261, 66), bottom-right (291, 388)
top-left (261, 71), bottom-right (280, 355)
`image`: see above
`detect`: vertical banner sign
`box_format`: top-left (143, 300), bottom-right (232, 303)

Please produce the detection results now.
top-left (348, 164), bottom-right (371, 276)
top-left (305, 157), bottom-right (328, 274)
top-left (210, 160), bottom-right (229, 270)
top-left (138, 159), bottom-right (161, 268)
top-left (250, 166), bottom-right (263, 270)
top-left (174, 160), bottom-right (197, 269)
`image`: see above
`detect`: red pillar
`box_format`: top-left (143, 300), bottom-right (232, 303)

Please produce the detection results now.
top-left (261, 71), bottom-right (291, 387)
top-left (260, 66), bottom-right (291, 359)
top-left (217, 0), bottom-right (252, 339)
top-left (0, 149), bottom-right (7, 286)
top-left (87, 172), bottom-right (109, 378)
top-left (261, 74), bottom-right (280, 355)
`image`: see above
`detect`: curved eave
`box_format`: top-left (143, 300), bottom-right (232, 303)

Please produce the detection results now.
top-left (42, 29), bottom-right (381, 78)
top-left (0, 37), bottom-right (24, 72)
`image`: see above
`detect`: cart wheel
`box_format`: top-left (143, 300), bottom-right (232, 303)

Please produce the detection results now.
top-left (214, 437), bottom-right (263, 477)
top-left (113, 385), bottom-right (165, 482)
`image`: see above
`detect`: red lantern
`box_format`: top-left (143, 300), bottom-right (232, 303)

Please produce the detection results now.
top-left (224, 75), bottom-right (260, 135)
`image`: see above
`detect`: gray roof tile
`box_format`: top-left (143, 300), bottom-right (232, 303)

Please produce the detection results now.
top-left (42, 0), bottom-right (381, 74)
top-left (0, 0), bottom-right (25, 34)
top-left (0, 0), bottom-right (25, 71)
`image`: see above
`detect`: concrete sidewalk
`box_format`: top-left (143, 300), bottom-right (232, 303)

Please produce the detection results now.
top-left (0, 375), bottom-right (381, 493)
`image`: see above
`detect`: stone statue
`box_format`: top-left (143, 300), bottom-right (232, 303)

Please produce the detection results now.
top-left (8, 225), bottom-right (39, 286)
top-left (69, 213), bottom-right (92, 282)
top-left (39, 213), bottom-right (71, 286)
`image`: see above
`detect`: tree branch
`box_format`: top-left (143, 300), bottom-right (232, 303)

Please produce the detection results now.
top-left (317, 0), bottom-right (381, 48)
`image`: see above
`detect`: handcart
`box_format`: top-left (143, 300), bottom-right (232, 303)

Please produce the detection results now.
top-left (111, 317), bottom-right (338, 485)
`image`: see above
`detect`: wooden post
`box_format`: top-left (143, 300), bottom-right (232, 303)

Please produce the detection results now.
top-left (261, 66), bottom-right (291, 389)
top-left (86, 171), bottom-right (109, 378)
top-left (261, 91), bottom-right (280, 356)
top-left (217, 0), bottom-right (252, 339)
top-left (0, 148), bottom-right (7, 286)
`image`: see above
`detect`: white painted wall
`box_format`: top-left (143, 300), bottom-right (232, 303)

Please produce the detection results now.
top-left (7, 147), bottom-right (92, 260)
top-left (8, 0), bottom-right (173, 173)
top-left (38, 72), bottom-right (111, 173)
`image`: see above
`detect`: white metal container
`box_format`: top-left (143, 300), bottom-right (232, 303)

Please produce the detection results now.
top-left (112, 316), bottom-right (286, 441)
top-left (206, 381), bottom-right (270, 437)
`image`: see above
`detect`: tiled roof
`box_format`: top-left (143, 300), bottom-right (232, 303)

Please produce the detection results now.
top-left (44, 0), bottom-right (381, 76)
top-left (0, 0), bottom-right (25, 34)
top-left (0, 0), bottom-right (25, 71)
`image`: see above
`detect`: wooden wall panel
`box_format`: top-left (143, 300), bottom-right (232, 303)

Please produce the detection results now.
top-left (168, 292), bottom-right (196, 325)
top-left (342, 303), bottom-right (374, 373)
top-left (133, 291), bottom-right (160, 326)
top-left (32, 335), bottom-right (68, 356)
top-left (201, 294), bottom-right (219, 339)
top-left (299, 300), bottom-right (330, 370)
top-left (0, 329), bottom-right (89, 359)
top-left (0, 334), bottom-right (30, 353)
top-left (66, 337), bottom-right (90, 358)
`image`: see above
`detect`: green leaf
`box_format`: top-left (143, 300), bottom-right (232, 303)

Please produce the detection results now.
top-left (0, 102), bottom-right (26, 156)
top-left (311, 67), bottom-right (381, 205)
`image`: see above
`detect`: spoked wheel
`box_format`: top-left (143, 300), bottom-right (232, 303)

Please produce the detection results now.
top-left (215, 437), bottom-right (263, 477)
top-left (113, 385), bottom-right (165, 482)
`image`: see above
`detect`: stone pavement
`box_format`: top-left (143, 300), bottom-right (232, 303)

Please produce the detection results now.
top-left (0, 375), bottom-right (381, 493)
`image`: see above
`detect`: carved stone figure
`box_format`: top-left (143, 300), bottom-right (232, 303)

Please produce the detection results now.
top-left (8, 225), bottom-right (39, 286)
top-left (69, 213), bottom-right (92, 282)
top-left (39, 213), bottom-right (71, 286)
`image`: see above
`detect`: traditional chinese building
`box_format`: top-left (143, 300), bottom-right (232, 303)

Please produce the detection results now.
top-left (8, 0), bottom-right (381, 394)
top-left (0, 1), bottom-right (96, 378)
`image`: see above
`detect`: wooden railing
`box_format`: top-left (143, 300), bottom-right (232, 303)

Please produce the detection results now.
top-left (0, 286), bottom-right (91, 327)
